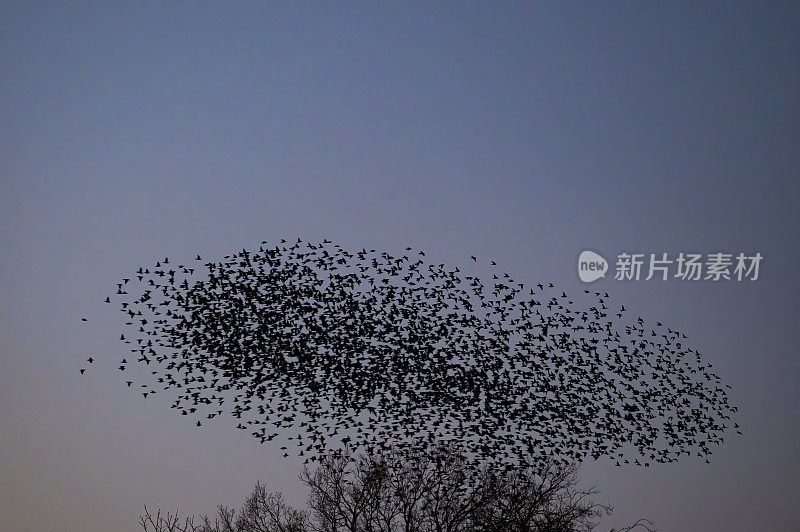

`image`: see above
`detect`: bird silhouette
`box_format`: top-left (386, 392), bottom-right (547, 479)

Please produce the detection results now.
top-left (97, 239), bottom-right (739, 475)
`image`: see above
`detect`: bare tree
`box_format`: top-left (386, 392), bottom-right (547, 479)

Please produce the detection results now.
top-left (140, 490), bottom-right (304, 532)
top-left (235, 483), bottom-right (309, 532)
top-left (139, 506), bottom-right (204, 532)
top-left (300, 450), bottom-right (625, 532)
top-left (140, 450), bottom-right (654, 532)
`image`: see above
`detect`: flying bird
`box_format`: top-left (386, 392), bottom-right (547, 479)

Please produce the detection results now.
top-left (100, 239), bottom-right (739, 474)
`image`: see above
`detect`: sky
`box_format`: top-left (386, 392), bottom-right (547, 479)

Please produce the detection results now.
top-left (1, 2), bottom-right (798, 530)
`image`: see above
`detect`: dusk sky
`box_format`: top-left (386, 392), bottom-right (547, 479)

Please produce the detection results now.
top-left (1, 2), bottom-right (798, 530)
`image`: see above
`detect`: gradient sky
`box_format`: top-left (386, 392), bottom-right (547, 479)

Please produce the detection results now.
top-left (1, 2), bottom-right (798, 531)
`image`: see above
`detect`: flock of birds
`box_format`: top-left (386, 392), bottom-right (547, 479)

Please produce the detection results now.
top-left (81, 238), bottom-right (739, 473)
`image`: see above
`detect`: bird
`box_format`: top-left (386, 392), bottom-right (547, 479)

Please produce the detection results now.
top-left (97, 238), bottom-right (739, 476)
